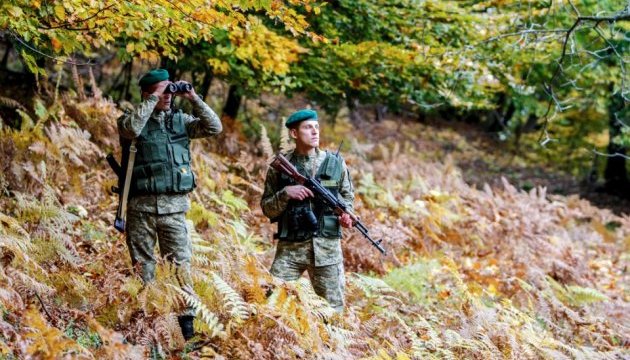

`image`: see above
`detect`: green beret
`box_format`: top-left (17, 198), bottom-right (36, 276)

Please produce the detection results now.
top-left (139, 69), bottom-right (169, 88)
top-left (285, 109), bottom-right (318, 128)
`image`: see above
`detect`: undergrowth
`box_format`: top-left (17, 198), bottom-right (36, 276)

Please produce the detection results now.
top-left (0, 78), bottom-right (627, 359)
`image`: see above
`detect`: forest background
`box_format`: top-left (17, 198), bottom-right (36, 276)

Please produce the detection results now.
top-left (0, 0), bottom-right (628, 359)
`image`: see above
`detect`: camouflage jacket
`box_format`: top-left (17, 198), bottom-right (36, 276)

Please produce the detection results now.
top-left (117, 94), bottom-right (222, 214)
top-left (261, 148), bottom-right (354, 266)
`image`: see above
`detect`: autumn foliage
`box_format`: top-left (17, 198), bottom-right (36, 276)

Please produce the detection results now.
top-left (0, 75), bottom-right (628, 358)
top-left (0, 0), bottom-right (629, 358)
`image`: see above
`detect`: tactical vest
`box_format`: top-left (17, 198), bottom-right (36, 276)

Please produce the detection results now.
top-left (275, 151), bottom-right (344, 241)
top-left (122, 111), bottom-right (196, 195)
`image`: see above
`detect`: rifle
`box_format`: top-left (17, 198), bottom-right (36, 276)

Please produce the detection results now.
top-left (270, 154), bottom-right (386, 255)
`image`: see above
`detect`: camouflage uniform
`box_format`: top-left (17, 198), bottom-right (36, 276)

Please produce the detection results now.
top-left (261, 148), bottom-right (354, 311)
top-left (118, 94), bottom-right (222, 297)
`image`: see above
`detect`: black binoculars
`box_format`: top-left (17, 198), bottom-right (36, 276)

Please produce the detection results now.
top-left (165, 82), bottom-right (193, 94)
top-left (289, 206), bottom-right (319, 233)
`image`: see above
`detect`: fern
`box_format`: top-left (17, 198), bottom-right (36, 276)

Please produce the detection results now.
top-left (0, 96), bottom-right (25, 110)
top-left (259, 124), bottom-right (274, 160)
top-left (7, 268), bottom-right (55, 297)
top-left (0, 286), bottom-right (24, 312)
top-left (72, 64), bottom-right (85, 101)
top-left (294, 278), bottom-right (336, 322)
top-left (324, 324), bottom-right (355, 350)
top-left (121, 278), bottom-right (143, 298)
top-left (88, 67), bottom-right (102, 99)
top-left (153, 313), bottom-right (183, 348)
top-left (169, 285), bottom-right (225, 339)
top-left (22, 307), bottom-right (86, 358)
top-left (211, 272), bottom-right (251, 321)
top-left (279, 124), bottom-right (293, 153)
top-left (350, 273), bottom-right (398, 298)
top-left (0, 211), bottom-right (32, 248)
top-left (565, 285), bottom-right (609, 306)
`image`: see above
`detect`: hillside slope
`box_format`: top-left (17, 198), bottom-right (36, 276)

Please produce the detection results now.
top-left (0, 95), bottom-right (628, 359)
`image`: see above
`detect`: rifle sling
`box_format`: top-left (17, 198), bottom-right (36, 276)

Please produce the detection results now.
top-left (116, 139), bottom-right (137, 226)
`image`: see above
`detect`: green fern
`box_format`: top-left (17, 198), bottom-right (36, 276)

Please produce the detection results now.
top-left (187, 202), bottom-right (220, 228)
top-left (565, 285), bottom-right (609, 306)
top-left (350, 273), bottom-right (398, 298)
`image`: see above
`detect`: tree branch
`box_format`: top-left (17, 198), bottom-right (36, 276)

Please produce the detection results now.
top-left (539, 9), bottom-right (630, 140)
top-left (11, 33), bottom-right (95, 66)
top-left (38, 4), bottom-right (115, 30)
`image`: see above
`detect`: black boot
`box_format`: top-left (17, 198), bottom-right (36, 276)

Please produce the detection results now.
top-left (178, 315), bottom-right (195, 341)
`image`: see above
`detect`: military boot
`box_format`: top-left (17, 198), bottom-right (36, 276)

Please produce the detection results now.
top-left (178, 315), bottom-right (195, 341)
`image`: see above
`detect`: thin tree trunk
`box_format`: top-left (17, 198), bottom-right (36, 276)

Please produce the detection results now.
top-left (122, 60), bottom-right (133, 101)
top-left (347, 97), bottom-right (361, 126)
top-left (374, 104), bottom-right (386, 122)
top-left (604, 91), bottom-right (628, 195)
top-left (199, 69), bottom-right (213, 102)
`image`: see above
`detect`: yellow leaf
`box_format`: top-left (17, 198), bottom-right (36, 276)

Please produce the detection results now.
top-left (8, 6), bottom-right (23, 17)
top-left (126, 43), bottom-right (135, 53)
top-left (54, 5), bottom-right (65, 21)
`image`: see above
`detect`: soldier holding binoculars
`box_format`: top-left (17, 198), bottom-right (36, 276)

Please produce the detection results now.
top-left (117, 69), bottom-right (222, 340)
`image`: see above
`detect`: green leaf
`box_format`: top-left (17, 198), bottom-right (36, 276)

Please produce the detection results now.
top-left (33, 99), bottom-right (48, 121)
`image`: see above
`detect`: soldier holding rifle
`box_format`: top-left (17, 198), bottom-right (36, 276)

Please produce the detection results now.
top-left (262, 109), bottom-right (384, 312)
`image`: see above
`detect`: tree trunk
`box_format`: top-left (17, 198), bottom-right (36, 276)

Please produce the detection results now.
top-left (199, 69), bottom-right (213, 102)
top-left (160, 57), bottom-right (178, 80)
top-left (121, 60), bottom-right (133, 101)
top-left (347, 97), bottom-right (361, 126)
top-left (222, 84), bottom-right (242, 122)
top-left (374, 104), bottom-right (387, 122)
top-left (1, 40), bottom-right (12, 70)
top-left (604, 91), bottom-right (628, 195)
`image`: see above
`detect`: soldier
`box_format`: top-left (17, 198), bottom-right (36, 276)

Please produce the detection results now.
top-left (117, 69), bottom-right (222, 340)
top-left (261, 109), bottom-right (354, 312)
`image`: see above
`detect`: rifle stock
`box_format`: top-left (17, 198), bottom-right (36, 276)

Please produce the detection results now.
top-left (270, 154), bottom-right (386, 255)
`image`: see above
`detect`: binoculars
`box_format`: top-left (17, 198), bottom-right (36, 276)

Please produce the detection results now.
top-left (289, 206), bottom-right (319, 233)
top-left (165, 82), bottom-right (193, 94)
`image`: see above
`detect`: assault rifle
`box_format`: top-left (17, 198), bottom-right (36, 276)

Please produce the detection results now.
top-left (270, 154), bottom-right (386, 255)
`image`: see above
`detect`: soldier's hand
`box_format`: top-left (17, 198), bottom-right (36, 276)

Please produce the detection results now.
top-left (150, 80), bottom-right (170, 97)
top-left (339, 213), bottom-right (353, 228)
top-left (175, 81), bottom-right (197, 100)
top-left (285, 185), bottom-right (314, 201)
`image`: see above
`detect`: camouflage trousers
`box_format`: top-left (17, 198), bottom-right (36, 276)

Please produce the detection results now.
top-left (126, 210), bottom-right (194, 315)
top-left (270, 242), bottom-right (346, 312)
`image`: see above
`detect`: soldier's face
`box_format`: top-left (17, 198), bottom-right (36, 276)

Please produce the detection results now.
top-left (291, 120), bottom-right (319, 149)
top-left (154, 92), bottom-right (172, 111)
top-left (143, 82), bottom-right (172, 111)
